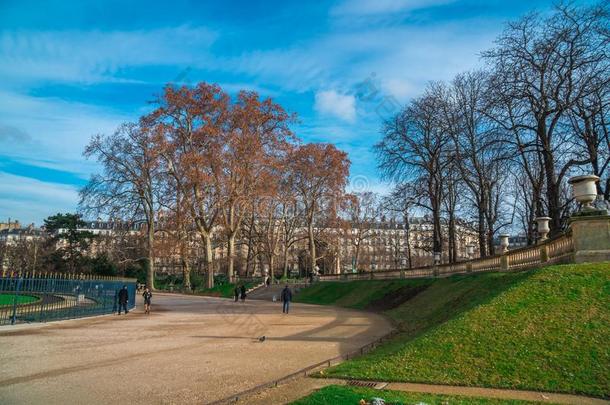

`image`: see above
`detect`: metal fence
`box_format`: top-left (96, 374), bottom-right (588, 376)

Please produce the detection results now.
top-left (0, 273), bottom-right (137, 326)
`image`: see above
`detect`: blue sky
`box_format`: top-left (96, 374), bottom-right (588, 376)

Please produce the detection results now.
top-left (0, 0), bottom-right (587, 225)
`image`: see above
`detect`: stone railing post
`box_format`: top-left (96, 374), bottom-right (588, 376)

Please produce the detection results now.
top-left (569, 215), bottom-right (610, 263)
top-left (500, 254), bottom-right (509, 271)
top-left (540, 244), bottom-right (549, 264)
top-left (568, 175), bottom-right (610, 263)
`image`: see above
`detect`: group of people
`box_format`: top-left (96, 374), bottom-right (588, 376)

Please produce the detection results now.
top-left (234, 281), bottom-right (293, 314)
top-left (116, 285), bottom-right (152, 315)
top-left (233, 284), bottom-right (247, 302)
top-left (117, 281), bottom-right (293, 316)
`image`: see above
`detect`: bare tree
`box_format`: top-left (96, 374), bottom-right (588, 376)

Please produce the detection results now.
top-left (483, 3), bottom-right (610, 234)
top-left (568, 84), bottom-right (610, 198)
top-left (376, 83), bottom-right (452, 261)
top-left (80, 123), bottom-right (159, 288)
top-left (291, 143), bottom-right (350, 276)
top-left (342, 192), bottom-right (380, 271)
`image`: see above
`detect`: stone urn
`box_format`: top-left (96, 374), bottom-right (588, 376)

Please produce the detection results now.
top-left (499, 234), bottom-right (510, 253)
top-left (568, 175), bottom-right (599, 210)
top-left (535, 216), bottom-right (551, 243)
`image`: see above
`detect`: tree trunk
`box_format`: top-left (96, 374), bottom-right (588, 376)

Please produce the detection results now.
top-left (487, 229), bottom-right (495, 256)
top-left (308, 223), bottom-right (316, 275)
top-left (432, 206), bottom-right (442, 261)
top-left (539, 123), bottom-right (562, 235)
top-left (269, 255), bottom-right (275, 282)
top-left (182, 258), bottom-right (191, 290)
top-left (204, 234), bottom-right (214, 289)
top-left (227, 233), bottom-right (235, 283)
top-left (354, 242), bottom-right (360, 271)
top-left (147, 221), bottom-right (155, 289)
top-left (477, 206), bottom-right (487, 257)
top-left (282, 246), bottom-right (289, 278)
top-left (448, 214), bottom-right (457, 263)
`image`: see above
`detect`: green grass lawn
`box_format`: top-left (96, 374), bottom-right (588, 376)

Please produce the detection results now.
top-left (156, 279), bottom-right (258, 298)
top-left (194, 281), bottom-right (258, 298)
top-left (297, 263), bottom-right (610, 398)
top-left (290, 385), bottom-right (546, 405)
top-left (0, 294), bottom-right (39, 306)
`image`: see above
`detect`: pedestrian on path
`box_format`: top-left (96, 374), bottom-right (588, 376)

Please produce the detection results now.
top-left (240, 284), bottom-right (247, 302)
top-left (281, 284), bottom-right (292, 314)
top-left (234, 286), bottom-right (240, 302)
top-left (117, 285), bottom-right (129, 315)
top-left (142, 287), bottom-right (152, 314)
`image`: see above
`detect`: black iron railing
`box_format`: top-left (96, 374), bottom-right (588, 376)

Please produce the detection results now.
top-left (0, 273), bottom-right (137, 326)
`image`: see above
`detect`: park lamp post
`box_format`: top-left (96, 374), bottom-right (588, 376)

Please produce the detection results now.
top-left (499, 234), bottom-right (510, 254)
top-left (535, 216), bottom-right (551, 244)
top-left (568, 175), bottom-right (600, 211)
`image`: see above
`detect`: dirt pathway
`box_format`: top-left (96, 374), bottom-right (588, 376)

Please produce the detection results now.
top-left (0, 292), bottom-right (391, 405)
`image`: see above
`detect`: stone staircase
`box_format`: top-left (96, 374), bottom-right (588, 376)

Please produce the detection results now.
top-left (247, 283), bottom-right (310, 301)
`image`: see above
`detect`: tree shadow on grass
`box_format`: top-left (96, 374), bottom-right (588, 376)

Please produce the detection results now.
top-left (335, 270), bottom-right (536, 359)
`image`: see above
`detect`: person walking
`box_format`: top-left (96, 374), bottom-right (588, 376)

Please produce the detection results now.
top-left (117, 285), bottom-right (129, 315)
top-left (142, 287), bottom-right (152, 314)
top-left (266, 276), bottom-right (271, 287)
top-left (240, 284), bottom-right (247, 302)
top-left (234, 285), bottom-right (240, 302)
top-left (281, 284), bottom-right (292, 314)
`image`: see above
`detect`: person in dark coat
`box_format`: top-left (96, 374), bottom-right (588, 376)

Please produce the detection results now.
top-left (234, 286), bottom-right (240, 302)
top-left (240, 284), bottom-right (247, 302)
top-left (281, 284), bottom-right (292, 314)
top-left (142, 287), bottom-right (152, 314)
top-left (117, 285), bottom-right (129, 315)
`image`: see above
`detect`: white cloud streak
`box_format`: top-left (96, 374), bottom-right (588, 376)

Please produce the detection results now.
top-left (0, 172), bottom-right (79, 225)
top-left (0, 26), bottom-right (217, 84)
top-left (332, 0), bottom-right (456, 16)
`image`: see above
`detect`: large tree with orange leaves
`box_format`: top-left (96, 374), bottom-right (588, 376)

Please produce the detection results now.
top-left (214, 91), bottom-right (294, 282)
top-left (291, 143), bottom-right (350, 276)
top-left (145, 83), bottom-right (229, 289)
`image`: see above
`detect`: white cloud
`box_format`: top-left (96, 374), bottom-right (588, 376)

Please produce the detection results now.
top-left (314, 90), bottom-right (356, 122)
top-left (0, 26), bottom-right (217, 84)
top-left (380, 78), bottom-right (415, 102)
top-left (0, 90), bottom-right (129, 176)
top-left (221, 21), bottom-right (497, 98)
top-left (332, 0), bottom-right (456, 16)
top-left (0, 172), bottom-right (79, 225)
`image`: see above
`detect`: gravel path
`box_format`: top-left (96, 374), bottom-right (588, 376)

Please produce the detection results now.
top-left (0, 292), bottom-right (392, 405)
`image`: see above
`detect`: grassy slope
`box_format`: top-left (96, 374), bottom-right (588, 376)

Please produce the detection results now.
top-left (196, 282), bottom-right (257, 298)
top-left (297, 263), bottom-right (610, 397)
top-left (290, 385), bottom-right (544, 405)
top-left (156, 281), bottom-right (257, 298)
top-left (294, 279), bottom-right (431, 309)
